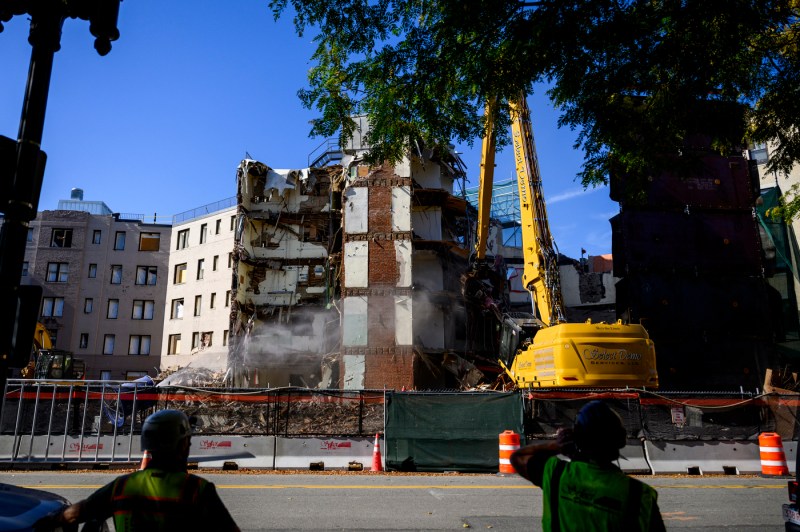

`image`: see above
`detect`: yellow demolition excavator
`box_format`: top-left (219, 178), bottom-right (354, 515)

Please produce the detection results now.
top-left (473, 94), bottom-right (658, 388)
top-left (19, 322), bottom-right (85, 379)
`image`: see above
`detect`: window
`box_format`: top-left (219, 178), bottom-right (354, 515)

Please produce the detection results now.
top-left (194, 295), bottom-right (202, 316)
top-left (100, 370), bottom-right (112, 380)
top-left (107, 299), bottom-right (119, 319)
top-left (79, 334), bottom-right (88, 349)
top-left (50, 228), bottom-right (72, 248)
top-left (138, 232), bottom-right (160, 251)
top-left (230, 215), bottom-right (235, 231)
top-left (200, 332), bottom-right (212, 348)
top-left (197, 259), bottom-right (204, 280)
top-left (213, 255), bottom-right (219, 271)
top-left (135, 266), bottom-right (157, 285)
top-left (46, 262), bottom-right (69, 282)
top-left (103, 335), bottom-right (115, 355)
top-left (215, 219), bottom-right (221, 234)
top-left (228, 252), bottom-right (233, 268)
top-left (210, 292), bottom-right (216, 309)
top-left (88, 263), bottom-right (97, 278)
top-left (168, 334), bottom-right (181, 355)
top-left (192, 332), bottom-right (200, 349)
top-left (129, 335), bottom-right (151, 355)
top-left (42, 297), bottom-right (64, 317)
top-left (84, 298), bottom-right (93, 314)
top-left (225, 290), bottom-right (231, 307)
top-left (132, 300), bottom-right (155, 320)
top-left (26, 228), bottom-right (33, 242)
top-left (174, 263), bottom-right (187, 284)
top-left (114, 231), bottom-right (126, 250)
top-left (21, 262), bottom-right (28, 277)
top-left (170, 298), bottom-right (184, 319)
top-left (223, 330), bottom-right (229, 346)
top-left (200, 223), bottom-right (208, 244)
top-left (92, 230), bottom-right (101, 244)
top-left (110, 265), bottom-right (123, 284)
top-left (176, 229), bottom-right (189, 250)
top-left (126, 371), bottom-right (148, 380)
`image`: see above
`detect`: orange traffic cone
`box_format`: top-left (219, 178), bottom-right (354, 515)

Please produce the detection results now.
top-left (139, 450), bottom-right (152, 470)
top-left (371, 433), bottom-right (383, 472)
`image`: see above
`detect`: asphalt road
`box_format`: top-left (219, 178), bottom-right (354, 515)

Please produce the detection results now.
top-left (0, 471), bottom-right (789, 531)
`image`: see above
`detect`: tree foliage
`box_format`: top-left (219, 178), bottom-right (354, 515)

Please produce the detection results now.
top-left (270, 0), bottom-right (800, 194)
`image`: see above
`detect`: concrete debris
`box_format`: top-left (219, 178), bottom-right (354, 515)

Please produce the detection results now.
top-left (442, 352), bottom-right (484, 388)
top-left (161, 393), bottom-right (383, 436)
top-left (156, 367), bottom-right (227, 388)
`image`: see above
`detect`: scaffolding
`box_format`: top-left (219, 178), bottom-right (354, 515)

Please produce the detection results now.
top-left (464, 178), bottom-right (522, 247)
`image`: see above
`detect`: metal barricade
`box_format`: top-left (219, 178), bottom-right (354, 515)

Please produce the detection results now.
top-left (0, 378), bottom-right (156, 464)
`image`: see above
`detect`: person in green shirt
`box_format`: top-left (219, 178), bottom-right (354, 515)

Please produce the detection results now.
top-left (44, 409), bottom-right (240, 532)
top-left (511, 400), bottom-right (665, 531)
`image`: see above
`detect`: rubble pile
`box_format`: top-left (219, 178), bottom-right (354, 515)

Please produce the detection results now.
top-left (156, 367), bottom-right (227, 388)
top-left (159, 391), bottom-right (383, 437)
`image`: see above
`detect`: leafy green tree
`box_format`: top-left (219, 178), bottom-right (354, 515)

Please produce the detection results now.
top-left (270, 0), bottom-right (800, 203)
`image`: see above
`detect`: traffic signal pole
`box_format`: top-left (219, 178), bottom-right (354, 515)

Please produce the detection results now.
top-left (0, 6), bottom-right (62, 397)
top-left (0, 0), bottom-right (120, 399)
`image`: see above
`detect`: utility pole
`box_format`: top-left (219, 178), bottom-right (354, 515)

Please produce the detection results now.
top-left (0, 0), bottom-right (121, 397)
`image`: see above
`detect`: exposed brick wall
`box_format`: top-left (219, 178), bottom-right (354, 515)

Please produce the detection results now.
top-left (367, 294), bottom-right (396, 347)
top-left (368, 240), bottom-right (399, 286)
top-left (367, 184), bottom-right (393, 232)
top-left (364, 352), bottom-right (414, 390)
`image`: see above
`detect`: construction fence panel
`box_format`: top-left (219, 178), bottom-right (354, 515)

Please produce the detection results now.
top-left (1, 380), bottom-right (385, 465)
top-left (521, 391), bottom-right (782, 442)
top-left (384, 392), bottom-right (523, 473)
top-left (159, 387), bottom-right (384, 437)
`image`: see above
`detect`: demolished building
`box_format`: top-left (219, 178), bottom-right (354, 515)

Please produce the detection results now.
top-left (227, 139), bottom-right (509, 390)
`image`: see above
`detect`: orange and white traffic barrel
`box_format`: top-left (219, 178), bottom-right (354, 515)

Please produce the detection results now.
top-left (759, 432), bottom-right (789, 476)
top-left (499, 430), bottom-right (520, 474)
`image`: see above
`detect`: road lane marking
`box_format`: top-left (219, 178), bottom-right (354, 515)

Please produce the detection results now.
top-left (662, 511), bottom-right (699, 521)
top-left (20, 483), bottom-right (786, 491)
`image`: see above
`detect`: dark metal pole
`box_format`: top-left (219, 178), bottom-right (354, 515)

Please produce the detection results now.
top-left (0, 5), bottom-right (65, 395)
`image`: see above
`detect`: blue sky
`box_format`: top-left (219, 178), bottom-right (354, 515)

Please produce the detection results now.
top-left (0, 1), bottom-right (619, 258)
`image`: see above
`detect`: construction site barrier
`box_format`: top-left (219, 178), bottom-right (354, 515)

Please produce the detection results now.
top-left (644, 440), bottom-right (762, 475)
top-left (4, 380), bottom-right (800, 473)
top-left (759, 432), bottom-right (790, 476)
top-left (618, 442), bottom-right (650, 474)
top-left (274, 436), bottom-right (375, 470)
top-left (498, 430), bottom-right (520, 474)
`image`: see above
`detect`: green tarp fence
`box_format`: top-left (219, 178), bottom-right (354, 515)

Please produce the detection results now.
top-left (384, 391), bottom-right (523, 473)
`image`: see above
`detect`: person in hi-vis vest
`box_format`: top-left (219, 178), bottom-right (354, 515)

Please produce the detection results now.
top-left (45, 409), bottom-right (240, 532)
top-left (511, 400), bottom-right (665, 531)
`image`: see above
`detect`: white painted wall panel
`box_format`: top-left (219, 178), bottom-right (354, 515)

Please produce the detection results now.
top-left (395, 158), bottom-right (412, 178)
top-left (395, 240), bottom-right (412, 288)
top-left (343, 354), bottom-right (366, 390)
top-left (395, 296), bottom-right (413, 345)
top-left (344, 241), bottom-right (369, 288)
top-left (344, 187), bottom-right (368, 234)
top-left (411, 207), bottom-right (442, 240)
top-left (392, 186), bottom-right (411, 232)
top-left (342, 296), bottom-right (368, 346)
